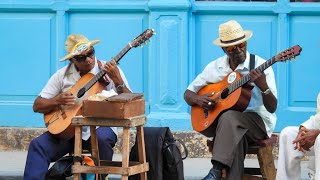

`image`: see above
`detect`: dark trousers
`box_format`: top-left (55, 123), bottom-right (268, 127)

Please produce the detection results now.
top-left (209, 110), bottom-right (268, 180)
top-left (23, 127), bottom-right (117, 180)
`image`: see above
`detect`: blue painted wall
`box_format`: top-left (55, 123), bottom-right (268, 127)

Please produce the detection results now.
top-left (0, 0), bottom-right (319, 133)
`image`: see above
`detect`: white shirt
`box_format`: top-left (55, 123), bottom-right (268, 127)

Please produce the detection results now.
top-left (187, 51), bottom-right (277, 137)
top-left (40, 58), bottom-right (131, 140)
top-left (301, 93), bottom-right (320, 130)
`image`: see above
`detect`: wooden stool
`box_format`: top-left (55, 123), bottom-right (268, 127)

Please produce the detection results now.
top-left (243, 134), bottom-right (277, 180)
top-left (71, 115), bottom-right (149, 180)
top-left (207, 134), bottom-right (277, 180)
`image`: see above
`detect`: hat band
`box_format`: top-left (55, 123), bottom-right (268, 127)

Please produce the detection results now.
top-left (220, 35), bottom-right (246, 44)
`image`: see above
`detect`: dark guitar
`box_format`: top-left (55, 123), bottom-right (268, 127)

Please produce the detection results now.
top-left (44, 29), bottom-right (155, 140)
top-left (191, 45), bottom-right (302, 135)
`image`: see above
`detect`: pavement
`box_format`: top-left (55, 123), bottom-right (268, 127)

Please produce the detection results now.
top-left (0, 151), bottom-right (311, 180)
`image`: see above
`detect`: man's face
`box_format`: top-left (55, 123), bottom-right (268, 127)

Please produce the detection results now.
top-left (223, 41), bottom-right (247, 65)
top-left (70, 47), bottom-right (96, 74)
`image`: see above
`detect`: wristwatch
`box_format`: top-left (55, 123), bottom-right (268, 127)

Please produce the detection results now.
top-left (116, 83), bottom-right (125, 92)
top-left (261, 88), bottom-right (271, 95)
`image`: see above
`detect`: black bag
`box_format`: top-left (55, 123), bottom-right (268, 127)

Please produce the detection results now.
top-left (45, 155), bottom-right (98, 180)
top-left (162, 134), bottom-right (187, 180)
top-left (129, 127), bottom-right (188, 180)
top-left (45, 155), bottom-right (73, 180)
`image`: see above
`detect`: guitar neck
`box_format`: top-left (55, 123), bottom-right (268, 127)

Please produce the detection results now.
top-left (81, 43), bottom-right (132, 93)
top-left (228, 55), bottom-right (277, 94)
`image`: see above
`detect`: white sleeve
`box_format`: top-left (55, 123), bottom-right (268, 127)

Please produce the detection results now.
top-left (39, 72), bottom-right (63, 99)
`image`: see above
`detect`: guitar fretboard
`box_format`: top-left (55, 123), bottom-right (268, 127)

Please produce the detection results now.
top-left (227, 55), bottom-right (277, 95)
top-left (77, 43), bottom-right (132, 98)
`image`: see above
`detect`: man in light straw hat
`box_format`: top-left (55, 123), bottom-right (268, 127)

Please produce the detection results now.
top-left (24, 34), bottom-right (132, 180)
top-left (184, 20), bottom-right (278, 180)
top-left (276, 92), bottom-right (320, 180)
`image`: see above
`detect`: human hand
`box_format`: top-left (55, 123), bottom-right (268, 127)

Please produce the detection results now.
top-left (55, 92), bottom-right (76, 105)
top-left (103, 61), bottom-right (123, 85)
top-left (293, 128), bottom-right (320, 152)
top-left (195, 93), bottom-right (216, 110)
top-left (249, 69), bottom-right (268, 91)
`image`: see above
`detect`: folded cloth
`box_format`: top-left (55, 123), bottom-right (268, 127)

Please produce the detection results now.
top-left (87, 89), bottom-right (118, 101)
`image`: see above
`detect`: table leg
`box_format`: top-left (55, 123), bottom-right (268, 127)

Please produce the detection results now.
top-left (136, 126), bottom-right (147, 180)
top-left (122, 127), bottom-right (130, 180)
top-left (73, 126), bottom-right (82, 180)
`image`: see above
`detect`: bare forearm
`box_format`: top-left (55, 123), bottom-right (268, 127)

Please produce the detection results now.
top-left (262, 92), bottom-right (277, 113)
top-left (33, 96), bottom-right (58, 114)
top-left (184, 89), bottom-right (198, 106)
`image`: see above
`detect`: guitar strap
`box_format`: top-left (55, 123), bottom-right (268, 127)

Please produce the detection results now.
top-left (249, 54), bottom-right (255, 71)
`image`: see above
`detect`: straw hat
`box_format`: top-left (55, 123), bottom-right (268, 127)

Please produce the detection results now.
top-left (60, 34), bottom-right (101, 62)
top-left (213, 20), bottom-right (252, 47)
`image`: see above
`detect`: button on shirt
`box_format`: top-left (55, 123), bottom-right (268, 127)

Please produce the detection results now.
top-left (39, 58), bottom-right (131, 140)
top-left (187, 51), bottom-right (277, 137)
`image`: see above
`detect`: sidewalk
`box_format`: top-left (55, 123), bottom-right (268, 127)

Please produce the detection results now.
top-left (0, 151), bottom-right (310, 180)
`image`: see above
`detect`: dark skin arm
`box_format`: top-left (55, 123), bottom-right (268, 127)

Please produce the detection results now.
top-left (249, 69), bottom-right (277, 113)
top-left (33, 92), bottom-right (76, 114)
top-left (104, 60), bottom-right (131, 94)
top-left (293, 126), bottom-right (320, 152)
top-left (184, 89), bottom-right (216, 110)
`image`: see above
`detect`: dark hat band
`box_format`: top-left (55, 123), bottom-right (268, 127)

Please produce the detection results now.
top-left (220, 35), bottom-right (245, 44)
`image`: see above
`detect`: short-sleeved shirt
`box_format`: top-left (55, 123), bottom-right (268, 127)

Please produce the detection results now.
top-left (187, 51), bottom-right (277, 137)
top-left (40, 58), bottom-right (131, 140)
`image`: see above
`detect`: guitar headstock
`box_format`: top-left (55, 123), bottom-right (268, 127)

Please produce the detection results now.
top-left (276, 45), bottom-right (302, 62)
top-left (131, 29), bottom-right (155, 48)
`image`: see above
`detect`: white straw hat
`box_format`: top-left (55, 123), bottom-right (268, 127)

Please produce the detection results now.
top-left (213, 20), bottom-right (252, 47)
top-left (60, 34), bottom-right (100, 62)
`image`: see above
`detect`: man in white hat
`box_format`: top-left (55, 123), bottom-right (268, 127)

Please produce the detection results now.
top-left (184, 20), bottom-right (278, 180)
top-left (23, 34), bottom-right (132, 180)
top-left (276, 92), bottom-right (320, 180)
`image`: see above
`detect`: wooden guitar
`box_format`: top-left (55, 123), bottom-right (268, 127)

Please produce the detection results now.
top-left (191, 45), bottom-right (302, 136)
top-left (44, 29), bottom-right (155, 140)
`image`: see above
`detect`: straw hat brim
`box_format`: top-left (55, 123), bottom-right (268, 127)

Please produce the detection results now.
top-left (59, 40), bottom-right (101, 62)
top-left (213, 30), bottom-right (253, 47)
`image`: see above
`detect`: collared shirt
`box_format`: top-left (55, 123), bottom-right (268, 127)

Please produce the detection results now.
top-left (40, 58), bottom-right (131, 140)
top-left (301, 93), bottom-right (320, 129)
top-left (187, 51), bottom-right (277, 137)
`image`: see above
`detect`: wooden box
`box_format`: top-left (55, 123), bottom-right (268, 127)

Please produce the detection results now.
top-left (82, 93), bottom-right (145, 119)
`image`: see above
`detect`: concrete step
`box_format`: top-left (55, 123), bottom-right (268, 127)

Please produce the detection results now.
top-left (0, 151), bottom-right (311, 180)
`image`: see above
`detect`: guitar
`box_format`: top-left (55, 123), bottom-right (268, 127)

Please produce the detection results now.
top-left (191, 45), bottom-right (302, 136)
top-left (44, 29), bottom-right (155, 140)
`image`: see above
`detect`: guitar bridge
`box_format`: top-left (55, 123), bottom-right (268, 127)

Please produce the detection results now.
top-left (59, 107), bottom-right (67, 119)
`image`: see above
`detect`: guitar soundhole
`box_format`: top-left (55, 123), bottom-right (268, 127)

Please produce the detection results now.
top-left (221, 88), bottom-right (229, 99)
top-left (77, 87), bottom-right (86, 98)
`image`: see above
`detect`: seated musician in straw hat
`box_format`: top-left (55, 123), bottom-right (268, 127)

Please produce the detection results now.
top-left (184, 20), bottom-right (278, 180)
top-left (23, 34), bottom-right (131, 180)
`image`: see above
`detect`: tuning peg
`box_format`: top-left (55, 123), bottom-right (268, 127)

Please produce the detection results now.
top-left (148, 39), bottom-right (152, 42)
top-left (294, 57), bottom-right (297, 60)
top-left (144, 42), bottom-right (147, 45)
top-left (140, 44), bottom-right (143, 48)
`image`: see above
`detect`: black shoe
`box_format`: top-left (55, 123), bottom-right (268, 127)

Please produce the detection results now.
top-left (202, 168), bottom-right (222, 180)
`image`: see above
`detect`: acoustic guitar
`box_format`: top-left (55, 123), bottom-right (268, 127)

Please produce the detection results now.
top-left (191, 45), bottom-right (302, 136)
top-left (44, 29), bottom-right (155, 140)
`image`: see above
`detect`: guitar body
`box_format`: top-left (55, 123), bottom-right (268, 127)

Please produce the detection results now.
top-left (190, 45), bottom-right (302, 136)
top-left (44, 73), bottom-right (105, 140)
top-left (191, 71), bottom-right (252, 136)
